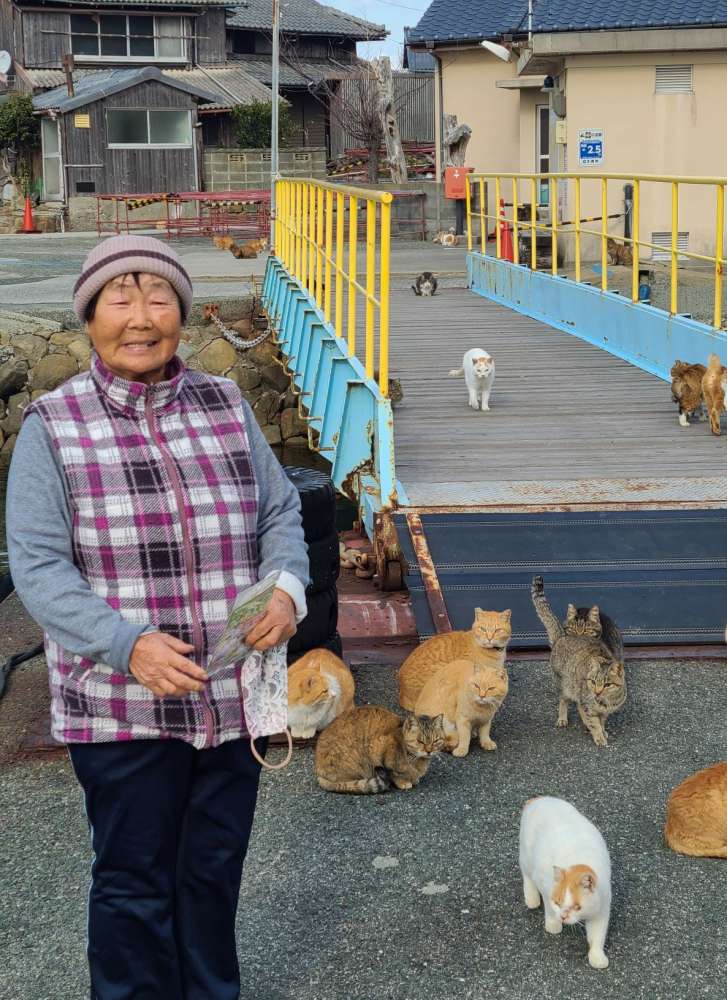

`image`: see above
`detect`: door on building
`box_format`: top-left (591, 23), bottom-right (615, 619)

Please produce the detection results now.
top-left (41, 118), bottom-right (63, 201)
top-left (536, 104), bottom-right (552, 206)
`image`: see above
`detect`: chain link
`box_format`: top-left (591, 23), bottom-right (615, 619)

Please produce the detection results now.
top-left (209, 311), bottom-right (272, 351)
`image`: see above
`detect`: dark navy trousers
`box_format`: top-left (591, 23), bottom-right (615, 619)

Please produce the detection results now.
top-left (68, 736), bottom-right (267, 1000)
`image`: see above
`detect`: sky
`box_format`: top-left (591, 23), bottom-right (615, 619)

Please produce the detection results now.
top-left (325, 0), bottom-right (431, 68)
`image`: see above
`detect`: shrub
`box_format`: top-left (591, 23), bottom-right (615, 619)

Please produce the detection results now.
top-left (231, 100), bottom-right (292, 149)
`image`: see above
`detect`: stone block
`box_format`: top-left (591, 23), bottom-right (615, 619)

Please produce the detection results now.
top-left (197, 338), bottom-right (238, 375)
top-left (229, 363), bottom-right (262, 392)
top-left (13, 334), bottom-right (49, 365)
top-left (262, 424), bottom-right (282, 446)
top-left (67, 338), bottom-right (92, 365)
top-left (1, 390), bottom-right (30, 436)
top-left (245, 340), bottom-right (278, 367)
top-left (253, 389), bottom-right (282, 427)
top-left (280, 406), bottom-right (307, 440)
top-left (260, 362), bottom-right (290, 393)
top-left (49, 331), bottom-right (79, 347)
top-left (31, 354), bottom-right (78, 391)
top-left (0, 355), bottom-right (29, 400)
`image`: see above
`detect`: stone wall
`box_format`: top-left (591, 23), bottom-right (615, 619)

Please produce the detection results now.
top-left (0, 299), bottom-right (303, 467)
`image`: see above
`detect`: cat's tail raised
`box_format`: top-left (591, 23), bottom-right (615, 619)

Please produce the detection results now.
top-left (531, 576), bottom-right (564, 646)
top-left (448, 367), bottom-right (464, 377)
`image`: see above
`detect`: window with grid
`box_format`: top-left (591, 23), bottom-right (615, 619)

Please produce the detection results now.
top-left (655, 66), bottom-right (693, 94)
top-left (70, 14), bottom-right (185, 60)
top-left (107, 109), bottom-right (192, 147)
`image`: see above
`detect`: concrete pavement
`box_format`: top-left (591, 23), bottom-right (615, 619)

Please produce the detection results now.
top-left (2, 654), bottom-right (727, 1000)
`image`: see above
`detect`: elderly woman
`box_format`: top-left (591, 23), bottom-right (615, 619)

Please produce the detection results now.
top-left (6, 235), bottom-right (309, 999)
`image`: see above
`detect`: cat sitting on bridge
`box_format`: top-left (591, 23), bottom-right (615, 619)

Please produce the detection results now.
top-left (670, 361), bottom-right (706, 427)
top-left (449, 349), bottom-right (495, 411)
top-left (412, 272), bottom-right (438, 296)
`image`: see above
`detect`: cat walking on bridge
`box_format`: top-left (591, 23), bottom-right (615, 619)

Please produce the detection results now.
top-left (449, 349), bottom-right (496, 412)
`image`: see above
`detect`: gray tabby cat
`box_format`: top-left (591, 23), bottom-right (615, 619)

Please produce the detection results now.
top-left (412, 272), bottom-right (438, 296)
top-left (531, 576), bottom-right (626, 747)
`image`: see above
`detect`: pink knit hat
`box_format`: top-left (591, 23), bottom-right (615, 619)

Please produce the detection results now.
top-left (73, 235), bottom-right (194, 323)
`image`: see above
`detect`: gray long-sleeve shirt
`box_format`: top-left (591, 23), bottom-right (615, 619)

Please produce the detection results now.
top-left (7, 401), bottom-right (309, 673)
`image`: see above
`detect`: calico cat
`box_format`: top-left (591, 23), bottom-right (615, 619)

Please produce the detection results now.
top-left (414, 657), bottom-right (508, 756)
top-left (670, 361), bottom-right (706, 427)
top-left (606, 237), bottom-right (633, 266)
top-left (531, 577), bottom-right (626, 746)
top-left (433, 228), bottom-right (459, 248)
top-left (314, 705), bottom-right (446, 794)
top-left (449, 349), bottom-right (496, 412)
top-left (520, 796), bottom-right (611, 969)
top-left (287, 648), bottom-right (355, 739)
top-left (412, 271), bottom-right (438, 296)
top-left (399, 608), bottom-right (512, 712)
top-left (702, 353), bottom-right (727, 435)
top-left (665, 763), bottom-right (727, 858)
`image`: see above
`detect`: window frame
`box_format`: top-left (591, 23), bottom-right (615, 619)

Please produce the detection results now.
top-left (70, 13), bottom-right (187, 63)
top-left (106, 108), bottom-right (193, 149)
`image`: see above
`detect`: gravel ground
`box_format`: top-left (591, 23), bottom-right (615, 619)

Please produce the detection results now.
top-left (2, 656), bottom-right (727, 1000)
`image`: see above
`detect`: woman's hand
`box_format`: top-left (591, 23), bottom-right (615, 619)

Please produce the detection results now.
top-left (244, 588), bottom-right (297, 651)
top-left (129, 632), bottom-right (208, 697)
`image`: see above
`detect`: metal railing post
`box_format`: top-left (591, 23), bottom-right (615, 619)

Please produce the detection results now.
top-left (574, 177), bottom-right (581, 284)
top-left (550, 176), bottom-right (558, 276)
top-left (495, 176), bottom-right (502, 258)
top-left (466, 177), bottom-right (472, 251)
top-left (315, 186), bottom-right (324, 308)
top-left (530, 177), bottom-right (537, 270)
top-left (324, 188), bottom-right (333, 324)
top-left (335, 191), bottom-right (344, 340)
top-left (671, 181), bottom-right (679, 314)
top-left (631, 179), bottom-right (640, 303)
top-left (512, 178), bottom-right (519, 266)
top-left (347, 195), bottom-right (358, 357)
top-left (379, 199), bottom-right (391, 396)
top-left (716, 184), bottom-right (724, 329)
top-left (365, 199), bottom-right (376, 379)
top-left (300, 183), bottom-right (309, 290)
top-left (601, 178), bottom-right (608, 291)
top-left (479, 178), bottom-right (486, 254)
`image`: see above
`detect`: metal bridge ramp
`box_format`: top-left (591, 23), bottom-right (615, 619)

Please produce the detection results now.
top-left (395, 509), bottom-right (727, 648)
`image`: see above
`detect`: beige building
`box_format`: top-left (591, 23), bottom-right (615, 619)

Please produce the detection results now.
top-left (409, 4), bottom-right (727, 261)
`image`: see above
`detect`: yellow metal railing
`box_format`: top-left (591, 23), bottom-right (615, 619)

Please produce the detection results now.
top-left (466, 172), bottom-right (727, 329)
top-left (274, 177), bottom-right (393, 395)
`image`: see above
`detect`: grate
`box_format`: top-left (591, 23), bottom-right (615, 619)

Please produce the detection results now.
top-left (655, 65), bottom-right (693, 94)
top-left (651, 231), bottom-right (689, 262)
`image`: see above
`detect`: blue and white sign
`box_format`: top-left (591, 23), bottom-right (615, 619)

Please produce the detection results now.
top-left (578, 128), bottom-right (604, 167)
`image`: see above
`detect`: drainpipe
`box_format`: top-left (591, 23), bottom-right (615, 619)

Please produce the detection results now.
top-left (433, 49), bottom-right (443, 233)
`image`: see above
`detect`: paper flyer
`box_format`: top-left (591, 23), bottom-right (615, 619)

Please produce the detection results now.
top-left (207, 571), bottom-right (281, 672)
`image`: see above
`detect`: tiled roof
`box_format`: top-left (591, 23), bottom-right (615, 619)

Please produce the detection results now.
top-left (403, 27), bottom-right (436, 71)
top-left (227, 0), bottom-right (386, 39)
top-left (408, 0), bottom-right (727, 43)
top-left (19, 0), bottom-right (229, 5)
top-left (25, 65), bottom-right (271, 110)
top-left (166, 66), bottom-right (272, 109)
top-left (535, 0), bottom-right (727, 32)
top-left (230, 52), bottom-right (358, 87)
top-left (32, 66), bottom-right (218, 112)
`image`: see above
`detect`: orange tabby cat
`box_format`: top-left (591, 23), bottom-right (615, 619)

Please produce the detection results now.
top-left (664, 762), bottom-right (727, 857)
top-left (315, 706), bottom-right (447, 794)
top-left (414, 657), bottom-right (509, 756)
top-left (287, 649), bottom-right (355, 739)
top-left (398, 609), bottom-right (512, 712)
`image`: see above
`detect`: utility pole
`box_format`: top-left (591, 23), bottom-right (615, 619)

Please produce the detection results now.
top-left (270, 0), bottom-right (280, 248)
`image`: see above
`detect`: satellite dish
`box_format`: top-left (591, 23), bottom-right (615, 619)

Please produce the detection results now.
top-left (0, 51), bottom-right (11, 74)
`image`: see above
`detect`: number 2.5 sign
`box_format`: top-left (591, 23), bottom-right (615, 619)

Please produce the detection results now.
top-left (578, 128), bottom-right (604, 166)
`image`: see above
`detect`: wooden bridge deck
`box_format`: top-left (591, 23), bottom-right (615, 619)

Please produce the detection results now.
top-left (389, 287), bottom-right (727, 508)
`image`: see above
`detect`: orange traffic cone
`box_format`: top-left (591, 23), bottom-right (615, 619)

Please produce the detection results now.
top-left (20, 195), bottom-right (39, 234)
top-left (499, 198), bottom-right (514, 263)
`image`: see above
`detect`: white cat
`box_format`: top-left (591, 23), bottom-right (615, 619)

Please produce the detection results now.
top-left (449, 349), bottom-right (495, 411)
top-left (519, 796), bottom-right (611, 970)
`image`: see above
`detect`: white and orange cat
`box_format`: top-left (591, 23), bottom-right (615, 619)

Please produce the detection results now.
top-left (414, 657), bottom-right (508, 756)
top-left (519, 796), bottom-right (611, 969)
top-left (287, 648), bottom-right (355, 739)
top-left (399, 608), bottom-right (511, 712)
top-left (449, 349), bottom-right (495, 411)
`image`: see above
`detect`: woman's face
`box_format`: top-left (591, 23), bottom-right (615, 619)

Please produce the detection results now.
top-left (86, 272), bottom-right (182, 384)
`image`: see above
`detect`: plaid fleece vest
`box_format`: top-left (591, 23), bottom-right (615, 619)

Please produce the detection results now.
top-left (27, 354), bottom-right (260, 748)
